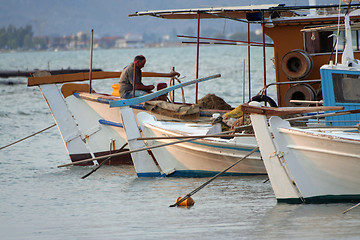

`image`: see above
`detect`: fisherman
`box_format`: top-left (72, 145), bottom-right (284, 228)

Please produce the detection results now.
top-left (118, 55), bottom-right (155, 99)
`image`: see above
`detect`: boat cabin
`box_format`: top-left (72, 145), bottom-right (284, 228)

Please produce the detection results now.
top-left (131, 3), bottom-right (360, 107)
top-left (320, 65), bottom-right (360, 126)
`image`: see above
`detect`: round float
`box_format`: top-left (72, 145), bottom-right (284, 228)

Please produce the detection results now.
top-left (284, 83), bottom-right (317, 107)
top-left (176, 197), bottom-right (195, 207)
top-left (281, 50), bottom-right (313, 80)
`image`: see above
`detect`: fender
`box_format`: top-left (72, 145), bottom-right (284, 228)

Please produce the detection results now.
top-left (251, 95), bottom-right (278, 108)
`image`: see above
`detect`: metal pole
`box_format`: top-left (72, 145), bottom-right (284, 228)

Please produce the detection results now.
top-left (89, 29), bottom-right (93, 93)
top-left (195, 11), bottom-right (200, 104)
top-left (132, 60), bottom-right (136, 98)
top-left (243, 59), bottom-right (246, 104)
top-left (262, 24), bottom-right (267, 95)
top-left (177, 35), bottom-right (271, 46)
top-left (171, 66), bottom-right (175, 102)
top-left (247, 22), bottom-right (251, 101)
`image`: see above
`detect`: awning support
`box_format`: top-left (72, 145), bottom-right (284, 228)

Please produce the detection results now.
top-left (195, 11), bottom-right (200, 104)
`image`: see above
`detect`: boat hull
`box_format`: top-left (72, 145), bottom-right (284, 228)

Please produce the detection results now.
top-left (64, 93), bottom-right (130, 165)
top-left (275, 125), bottom-right (360, 203)
top-left (39, 83), bottom-right (185, 165)
top-left (249, 104), bottom-right (360, 203)
top-left (154, 140), bottom-right (265, 177)
top-left (138, 112), bottom-right (265, 177)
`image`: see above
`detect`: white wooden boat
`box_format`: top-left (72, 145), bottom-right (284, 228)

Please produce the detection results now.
top-left (242, 12), bottom-right (360, 203)
top-left (121, 3), bottom-right (360, 178)
top-left (28, 3), bottom-right (360, 178)
top-left (28, 71), bottom-right (177, 166)
top-left (247, 102), bottom-right (360, 203)
top-left (28, 71), bottom-right (220, 171)
top-left (136, 112), bottom-right (264, 177)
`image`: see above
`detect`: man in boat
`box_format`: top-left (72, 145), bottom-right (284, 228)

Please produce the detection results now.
top-left (118, 55), bottom-right (155, 99)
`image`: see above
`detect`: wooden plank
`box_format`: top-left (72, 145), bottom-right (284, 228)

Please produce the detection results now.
top-left (109, 74), bottom-right (221, 107)
top-left (0, 68), bottom-right (102, 78)
top-left (241, 103), bottom-right (344, 116)
top-left (27, 71), bottom-right (118, 86)
top-left (27, 71), bottom-right (179, 86)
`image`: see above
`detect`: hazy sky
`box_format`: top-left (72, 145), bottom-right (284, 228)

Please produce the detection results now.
top-left (0, 0), bottom-right (350, 37)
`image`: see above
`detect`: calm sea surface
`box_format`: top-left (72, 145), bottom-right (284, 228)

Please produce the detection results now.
top-left (0, 46), bottom-right (359, 239)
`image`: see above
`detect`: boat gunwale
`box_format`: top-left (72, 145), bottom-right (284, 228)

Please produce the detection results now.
top-left (276, 124), bottom-right (360, 143)
top-left (141, 121), bottom-right (258, 152)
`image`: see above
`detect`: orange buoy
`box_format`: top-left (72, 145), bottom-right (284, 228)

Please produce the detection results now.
top-left (112, 83), bottom-right (120, 96)
top-left (176, 197), bottom-right (195, 207)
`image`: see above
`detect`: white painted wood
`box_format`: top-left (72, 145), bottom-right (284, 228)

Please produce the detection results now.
top-left (250, 101), bottom-right (360, 202)
top-left (249, 101), bottom-right (302, 200)
top-left (119, 107), bottom-right (161, 176)
top-left (342, 15), bottom-right (355, 65)
top-left (65, 95), bottom-right (127, 157)
top-left (137, 112), bottom-right (180, 175)
top-left (39, 84), bottom-right (91, 158)
top-left (272, 118), bottom-right (360, 198)
top-left (137, 112), bottom-right (264, 176)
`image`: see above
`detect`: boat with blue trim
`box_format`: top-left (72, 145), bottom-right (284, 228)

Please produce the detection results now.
top-left (27, 71), bottom-right (219, 168)
top-left (136, 111), bottom-right (264, 177)
top-left (242, 11), bottom-right (360, 203)
top-left (27, 2), bottom-right (360, 178)
top-left (122, 2), bottom-right (360, 178)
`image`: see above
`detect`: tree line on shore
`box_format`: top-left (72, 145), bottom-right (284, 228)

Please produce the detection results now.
top-left (0, 24), bottom-right (268, 51)
top-left (0, 24), bottom-right (36, 50)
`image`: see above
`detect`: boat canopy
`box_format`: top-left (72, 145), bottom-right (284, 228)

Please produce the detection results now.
top-left (129, 4), bottom-right (286, 20)
top-left (302, 22), bottom-right (360, 32)
top-left (129, 4), bottom-right (359, 21)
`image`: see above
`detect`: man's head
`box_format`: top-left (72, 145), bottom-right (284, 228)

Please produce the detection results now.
top-left (134, 55), bottom-right (146, 69)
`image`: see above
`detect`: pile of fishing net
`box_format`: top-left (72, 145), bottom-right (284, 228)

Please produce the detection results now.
top-left (197, 94), bottom-right (233, 110)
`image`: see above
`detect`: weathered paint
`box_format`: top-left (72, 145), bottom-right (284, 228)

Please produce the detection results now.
top-left (264, 15), bottom-right (360, 107)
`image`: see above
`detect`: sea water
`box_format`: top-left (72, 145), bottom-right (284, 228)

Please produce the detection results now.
top-left (0, 46), bottom-right (359, 239)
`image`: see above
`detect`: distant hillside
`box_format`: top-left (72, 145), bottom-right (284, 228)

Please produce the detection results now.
top-left (0, 0), bottom-right (340, 37)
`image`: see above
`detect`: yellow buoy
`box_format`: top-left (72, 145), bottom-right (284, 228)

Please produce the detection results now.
top-left (176, 197), bottom-right (195, 207)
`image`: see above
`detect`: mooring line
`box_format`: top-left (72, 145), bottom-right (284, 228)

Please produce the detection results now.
top-left (0, 124), bottom-right (56, 150)
top-left (169, 146), bottom-right (259, 207)
top-left (343, 202), bottom-right (360, 214)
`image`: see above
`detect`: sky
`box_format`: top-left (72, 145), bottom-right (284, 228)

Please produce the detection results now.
top-left (0, 0), bottom-right (349, 37)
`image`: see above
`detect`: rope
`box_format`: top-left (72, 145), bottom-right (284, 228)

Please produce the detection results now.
top-left (169, 146), bottom-right (259, 207)
top-left (0, 124), bottom-right (56, 151)
top-left (343, 202), bottom-right (360, 214)
top-left (169, 76), bottom-right (186, 104)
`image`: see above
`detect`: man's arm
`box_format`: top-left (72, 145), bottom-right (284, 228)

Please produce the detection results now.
top-left (134, 83), bottom-right (155, 92)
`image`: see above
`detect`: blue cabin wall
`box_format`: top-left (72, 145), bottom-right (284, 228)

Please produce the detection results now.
top-left (320, 68), bottom-right (360, 126)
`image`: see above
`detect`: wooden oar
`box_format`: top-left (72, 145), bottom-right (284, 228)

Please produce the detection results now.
top-left (137, 133), bottom-right (254, 141)
top-left (169, 147), bottom-right (259, 207)
top-left (241, 104), bottom-right (345, 116)
top-left (109, 74), bottom-right (221, 107)
top-left (286, 108), bottom-right (360, 122)
top-left (27, 71), bottom-right (183, 87)
top-left (58, 129), bottom-right (232, 168)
